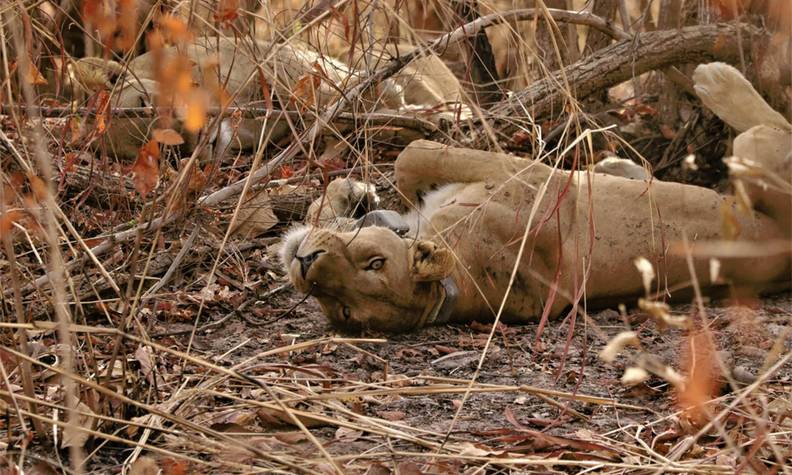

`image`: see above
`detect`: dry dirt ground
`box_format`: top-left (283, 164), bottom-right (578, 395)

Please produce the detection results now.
top-left (105, 280), bottom-right (791, 473)
top-left (4, 117), bottom-right (790, 473)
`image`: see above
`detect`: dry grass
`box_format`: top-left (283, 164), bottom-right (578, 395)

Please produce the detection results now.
top-left (0, 0), bottom-right (790, 473)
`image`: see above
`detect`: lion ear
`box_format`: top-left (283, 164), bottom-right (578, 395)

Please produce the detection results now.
top-left (410, 240), bottom-right (454, 282)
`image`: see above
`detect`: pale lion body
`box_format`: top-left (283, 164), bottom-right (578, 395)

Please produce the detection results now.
top-left (282, 62), bottom-right (791, 332)
top-left (72, 37), bottom-right (464, 159)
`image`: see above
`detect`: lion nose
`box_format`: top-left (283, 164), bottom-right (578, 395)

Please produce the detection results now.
top-left (296, 250), bottom-right (324, 278)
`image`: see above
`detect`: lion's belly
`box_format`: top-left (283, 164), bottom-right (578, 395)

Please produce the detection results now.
top-left (418, 182), bottom-right (551, 322)
top-left (415, 175), bottom-right (790, 323)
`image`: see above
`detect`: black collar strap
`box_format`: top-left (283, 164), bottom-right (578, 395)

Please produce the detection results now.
top-left (353, 211), bottom-right (456, 326)
top-left (421, 277), bottom-right (458, 327)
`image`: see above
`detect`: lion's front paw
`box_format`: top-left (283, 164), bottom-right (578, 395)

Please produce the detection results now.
top-left (306, 178), bottom-right (381, 225)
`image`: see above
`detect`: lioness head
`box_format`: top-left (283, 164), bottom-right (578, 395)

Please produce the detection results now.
top-left (280, 225), bottom-right (455, 332)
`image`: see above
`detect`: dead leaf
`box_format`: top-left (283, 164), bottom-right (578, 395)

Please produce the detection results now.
top-left (128, 457), bottom-right (159, 475)
top-left (26, 60), bottom-right (48, 86)
top-left (27, 174), bottom-right (48, 203)
top-left (290, 71), bottom-right (321, 109)
top-left (395, 462), bottom-right (424, 475)
top-left (0, 210), bottom-right (23, 237)
top-left (678, 331), bottom-right (720, 425)
top-left (634, 103), bottom-right (657, 117)
top-left (660, 124), bottom-right (676, 140)
top-left (134, 345), bottom-right (156, 385)
top-left (621, 366), bottom-right (650, 386)
top-left (273, 431), bottom-right (308, 444)
top-left (152, 128), bottom-right (185, 145)
top-left (215, 0), bottom-right (240, 24)
top-left (157, 15), bottom-right (193, 44)
top-left (278, 165), bottom-right (294, 179)
top-left (256, 407), bottom-right (327, 428)
top-left (363, 463), bottom-right (391, 475)
top-left (131, 140), bottom-right (160, 196)
top-left (61, 401), bottom-right (95, 448)
top-left (334, 426), bottom-right (362, 442)
top-left (230, 189), bottom-right (278, 238)
top-left (160, 457), bottom-right (188, 475)
top-left (456, 441), bottom-right (503, 457)
top-left (183, 90), bottom-right (208, 133)
top-left (115, 0), bottom-right (139, 51)
top-left (377, 410), bottom-right (405, 421)
top-left (599, 331), bottom-right (640, 363)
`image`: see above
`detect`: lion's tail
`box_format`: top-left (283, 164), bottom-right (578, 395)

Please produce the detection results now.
top-left (693, 62), bottom-right (791, 133)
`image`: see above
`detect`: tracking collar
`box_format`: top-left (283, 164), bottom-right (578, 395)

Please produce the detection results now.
top-left (354, 210), bottom-right (457, 326)
top-left (419, 276), bottom-right (458, 327)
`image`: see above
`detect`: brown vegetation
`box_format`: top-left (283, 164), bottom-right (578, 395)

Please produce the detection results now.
top-left (0, 0), bottom-right (790, 473)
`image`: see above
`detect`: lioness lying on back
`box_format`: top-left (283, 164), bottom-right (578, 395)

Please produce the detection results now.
top-left (280, 63), bottom-right (791, 333)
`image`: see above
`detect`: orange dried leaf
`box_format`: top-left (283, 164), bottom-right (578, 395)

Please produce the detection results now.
top-left (174, 67), bottom-right (194, 96)
top-left (290, 73), bottom-right (320, 109)
top-left (152, 128), bottom-right (185, 145)
top-left (94, 90), bottom-right (111, 135)
top-left (115, 0), bottom-right (139, 51)
top-left (160, 457), bottom-right (188, 475)
top-left (183, 91), bottom-right (207, 133)
top-left (660, 125), bottom-right (676, 140)
top-left (67, 116), bottom-right (82, 144)
top-left (96, 115), bottom-right (107, 135)
top-left (257, 72), bottom-right (273, 111)
top-left (131, 140), bottom-right (161, 196)
top-left (84, 237), bottom-right (106, 248)
top-left (188, 163), bottom-right (215, 193)
top-left (634, 103), bottom-right (657, 117)
top-left (0, 210), bottom-right (23, 237)
top-left (215, 0), bottom-right (240, 24)
top-left (201, 58), bottom-right (233, 108)
top-left (278, 165), bottom-right (294, 179)
top-left (713, 34), bottom-right (728, 53)
top-left (678, 331), bottom-right (720, 426)
top-left (147, 29), bottom-right (164, 51)
top-left (158, 14), bottom-right (193, 44)
top-left (81, 0), bottom-right (101, 23)
top-left (26, 60), bottom-right (48, 86)
top-left (27, 174), bottom-right (48, 202)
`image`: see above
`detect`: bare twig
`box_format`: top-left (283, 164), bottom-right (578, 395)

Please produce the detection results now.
top-left (7, 2), bottom-right (82, 470)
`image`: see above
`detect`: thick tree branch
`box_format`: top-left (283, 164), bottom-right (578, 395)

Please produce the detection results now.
top-left (487, 23), bottom-right (765, 130)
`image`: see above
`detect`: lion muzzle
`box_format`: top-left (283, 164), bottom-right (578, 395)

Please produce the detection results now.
top-left (296, 250), bottom-right (324, 279)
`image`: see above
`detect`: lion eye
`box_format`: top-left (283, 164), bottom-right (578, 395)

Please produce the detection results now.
top-left (342, 306), bottom-right (351, 319)
top-left (366, 258), bottom-right (385, 271)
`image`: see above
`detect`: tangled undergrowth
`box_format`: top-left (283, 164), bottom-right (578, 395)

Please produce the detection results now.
top-left (0, 0), bottom-right (790, 473)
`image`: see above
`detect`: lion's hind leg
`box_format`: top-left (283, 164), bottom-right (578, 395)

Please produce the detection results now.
top-left (693, 62), bottom-right (791, 133)
top-left (694, 62), bottom-right (792, 236)
top-left (394, 140), bottom-right (526, 207)
top-left (729, 126), bottom-right (792, 234)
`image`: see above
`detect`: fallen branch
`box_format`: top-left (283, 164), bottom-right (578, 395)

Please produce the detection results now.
top-left (0, 106), bottom-right (442, 136)
top-left (486, 23), bottom-right (764, 135)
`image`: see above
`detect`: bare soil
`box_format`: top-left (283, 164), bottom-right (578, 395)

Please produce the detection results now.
top-left (109, 278), bottom-right (791, 473)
